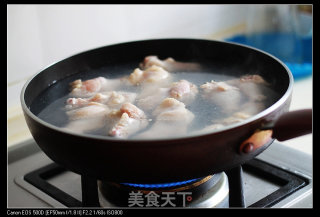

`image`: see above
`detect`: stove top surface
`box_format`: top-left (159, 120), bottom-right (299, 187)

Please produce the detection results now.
top-left (7, 139), bottom-right (312, 208)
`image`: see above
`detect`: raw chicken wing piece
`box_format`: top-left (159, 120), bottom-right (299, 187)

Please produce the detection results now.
top-left (137, 79), bottom-right (198, 112)
top-left (128, 65), bottom-right (170, 86)
top-left (140, 55), bottom-right (201, 72)
top-left (200, 80), bottom-right (243, 114)
top-left (63, 102), bottom-right (109, 133)
top-left (136, 98), bottom-right (194, 139)
top-left (169, 79), bottom-right (198, 104)
top-left (69, 77), bottom-right (122, 97)
top-left (227, 74), bottom-right (269, 102)
top-left (108, 103), bottom-right (148, 138)
top-left (66, 91), bottom-right (137, 110)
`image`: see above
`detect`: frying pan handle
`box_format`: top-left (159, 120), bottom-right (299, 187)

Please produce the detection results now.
top-left (239, 109), bottom-right (312, 154)
top-left (265, 109), bottom-right (312, 141)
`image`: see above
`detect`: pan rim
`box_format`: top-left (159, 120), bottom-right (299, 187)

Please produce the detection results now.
top-left (20, 38), bottom-right (294, 144)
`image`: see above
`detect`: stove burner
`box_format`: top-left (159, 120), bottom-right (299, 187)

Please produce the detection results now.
top-left (98, 174), bottom-right (229, 207)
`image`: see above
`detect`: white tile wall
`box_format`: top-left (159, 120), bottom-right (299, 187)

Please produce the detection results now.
top-left (7, 5), bottom-right (44, 84)
top-left (7, 4), bottom-right (248, 107)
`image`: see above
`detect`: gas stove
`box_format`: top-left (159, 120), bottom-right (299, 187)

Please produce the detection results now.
top-left (8, 138), bottom-right (312, 208)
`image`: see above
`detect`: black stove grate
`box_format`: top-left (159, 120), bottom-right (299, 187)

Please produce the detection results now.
top-left (23, 158), bottom-right (309, 208)
top-left (24, 163), bottom-right (82, 207)
top-left (243, 159), bottom-right (309, 207)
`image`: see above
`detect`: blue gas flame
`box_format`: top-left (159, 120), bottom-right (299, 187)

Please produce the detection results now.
top-left (120, 178), bottom-right (201, 189)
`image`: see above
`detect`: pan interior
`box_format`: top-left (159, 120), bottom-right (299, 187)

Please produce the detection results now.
top-left (25, 39), bottom-right (290, 140)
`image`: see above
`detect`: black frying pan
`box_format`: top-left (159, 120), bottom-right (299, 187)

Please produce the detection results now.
top-left (21, 39), bottom-right (312, 183)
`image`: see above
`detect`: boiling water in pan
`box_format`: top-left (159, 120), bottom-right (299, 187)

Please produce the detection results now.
top-left (35, 63), bottom-right (279, 139)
